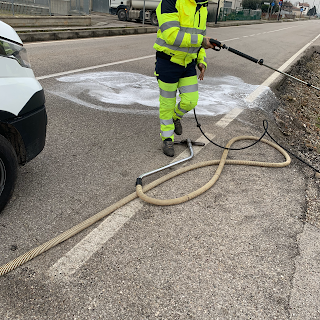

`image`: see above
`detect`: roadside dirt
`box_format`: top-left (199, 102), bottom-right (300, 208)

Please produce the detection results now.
top-left (274, 47), bottom-right (320, 227)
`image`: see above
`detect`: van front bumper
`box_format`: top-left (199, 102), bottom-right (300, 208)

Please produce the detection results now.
top-left (8, 105), bottom-right (47, 163)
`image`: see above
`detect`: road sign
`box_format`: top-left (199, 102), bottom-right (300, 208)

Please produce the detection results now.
top-left (264, 2), bottom-right (270, 4)
top-left (271, 1), bottom-right (275, 6)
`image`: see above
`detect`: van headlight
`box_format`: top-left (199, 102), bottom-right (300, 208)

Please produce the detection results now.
top-left (0, 38), bottom-right (31, 68)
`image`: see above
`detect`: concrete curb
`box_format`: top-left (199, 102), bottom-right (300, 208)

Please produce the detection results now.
top-left (18, 26), bottom-right (158, 42)
top-left (0, 15), bottom-right (92, 27)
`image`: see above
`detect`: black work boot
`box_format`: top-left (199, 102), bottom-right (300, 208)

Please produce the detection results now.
top-left (173, 118), bottom-right (182, 135)
top-left (163, 138), bottom-right (174, 157)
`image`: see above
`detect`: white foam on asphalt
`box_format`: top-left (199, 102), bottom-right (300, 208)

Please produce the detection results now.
top-left (47, 72), bottom-right (266, 279)
top-left (50, 72), bottom-right (260, 116)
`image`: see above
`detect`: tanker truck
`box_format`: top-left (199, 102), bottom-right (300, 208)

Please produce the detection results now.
top-left (109, 0), bottom-right (159, 25)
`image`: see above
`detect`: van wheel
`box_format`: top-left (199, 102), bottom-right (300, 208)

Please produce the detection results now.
top-left (118, 9), bottom-right (127, 21)
top-left (0, 135), bottom-right (18, 213)
top-left (150, 12), bottom-right (158, 26)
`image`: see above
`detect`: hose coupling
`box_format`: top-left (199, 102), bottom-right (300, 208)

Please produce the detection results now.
top-left (174, 139), bottom-right (205, 146)
top-left (136, 177), bottom-right (142, 186)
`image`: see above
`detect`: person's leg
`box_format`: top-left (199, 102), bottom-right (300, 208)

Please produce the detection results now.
top-left (156, 58), bottom-right (184, 142)
top-left (156, 57), bottom-right (185, 156)
top-left (174, 76), bottom-right (199, 118)
top-left (158, 79), bottom-right (178, 142)
top-left (174, 61), bottom-right (199, 120)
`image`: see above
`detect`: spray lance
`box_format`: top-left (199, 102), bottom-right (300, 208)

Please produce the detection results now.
top-left (191, 38), bottom-right (320, 176)
top-left (138, 39), bottom-right (320, 190)
top-left (209, 39), bottom-right (320, 91)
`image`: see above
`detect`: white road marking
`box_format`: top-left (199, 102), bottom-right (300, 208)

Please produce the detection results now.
top-left (48, 24), bottom-right (319, 278)
top-left (223, 37), bottom-right (240, 42)
top-left (36, 55), bottom-right (155, 80)
top-left (48, 132), bottom-right (214, 278)
top-left (215, 107), bottom-right (243, 128)
top-left (238, 26), bottom-right (296, 39)
top-left (25, 33), bottom-right (155, 46)
top-left (36, 25), bottom-right (300, 81)
top-left (245, 32), bottom-right (320, 103)
top-left (49, 200), bottom-right (142, 278)
top-left (173, 133), bottom-right (215, 163)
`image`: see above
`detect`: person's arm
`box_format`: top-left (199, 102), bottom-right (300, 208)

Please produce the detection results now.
top-left (197, 37), bottom-right (215, 80)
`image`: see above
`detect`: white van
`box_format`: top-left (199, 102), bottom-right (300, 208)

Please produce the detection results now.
top-left (0, 21), bottom-right (47, 212)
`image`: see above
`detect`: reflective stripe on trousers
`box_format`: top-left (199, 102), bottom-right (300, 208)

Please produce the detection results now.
top-left (156, 57), bottom-right (199, 141)
top-left (158, 76), bottom-right (198, 141)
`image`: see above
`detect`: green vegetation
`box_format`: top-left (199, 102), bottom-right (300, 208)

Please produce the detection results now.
top-left (242, 0), bottom-right (279, 12)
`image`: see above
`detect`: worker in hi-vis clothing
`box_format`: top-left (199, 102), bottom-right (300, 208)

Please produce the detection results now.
top-left (154, 0), bottom-right (214, 157)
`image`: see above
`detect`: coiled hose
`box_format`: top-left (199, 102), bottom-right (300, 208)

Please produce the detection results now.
top-left (0, 135), bottom-right (290, 276)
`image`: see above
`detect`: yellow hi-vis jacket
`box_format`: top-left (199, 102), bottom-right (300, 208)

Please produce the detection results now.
top-left (153, 0), bottom-right (208, 68)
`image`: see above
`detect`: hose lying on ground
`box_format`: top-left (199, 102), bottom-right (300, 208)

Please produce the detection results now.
top-left (136, 136), bottom-right (291, 205)
top-left (0, 136), bottom-right (291, 277)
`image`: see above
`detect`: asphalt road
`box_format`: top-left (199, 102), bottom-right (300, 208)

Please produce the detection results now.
top-left (1, 20), bottom-right (320, 319)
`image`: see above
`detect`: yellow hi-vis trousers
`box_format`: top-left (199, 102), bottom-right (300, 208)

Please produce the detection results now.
top-left (156, 56), bottom-right (199, 141)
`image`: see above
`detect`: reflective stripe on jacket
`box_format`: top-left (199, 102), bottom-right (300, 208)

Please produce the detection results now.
top-left (153, 0), bottom-right (208, 67)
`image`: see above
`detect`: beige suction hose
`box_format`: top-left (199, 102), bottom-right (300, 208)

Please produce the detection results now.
top-left (0, 136), bottom-right (290, 276)
top-left (136, 136), bottom-right (291, 205)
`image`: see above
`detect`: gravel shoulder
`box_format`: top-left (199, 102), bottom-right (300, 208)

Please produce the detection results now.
top-left (274, 46), bottom-right (320, 228)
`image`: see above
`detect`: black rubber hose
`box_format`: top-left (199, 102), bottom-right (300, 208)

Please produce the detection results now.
top-left (194, 109), bottom-right (320, 174)
top-left (194, 109), bottom-right (269, 151)
top-left (262, 121), bottom-right (320, 174)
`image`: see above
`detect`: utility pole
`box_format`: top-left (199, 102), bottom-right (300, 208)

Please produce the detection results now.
top-left (278, 0), bottom-right (283, 20)
top-left (215, 0), bottom-right (224, 24)
top-left (270, 1), bottom-right (275, 17)
top-left (311, 0), bottom-right (315, 16)
top-left (143, 0), bottom-right (145, 25)
top-left (265, 2), bottom-right (271, 19)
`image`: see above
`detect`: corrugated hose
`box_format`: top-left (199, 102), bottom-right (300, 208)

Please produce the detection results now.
top-left (0, 135), bottom-right (291, 276)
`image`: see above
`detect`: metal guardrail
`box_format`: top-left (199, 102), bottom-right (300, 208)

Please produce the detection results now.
top-left (0, 0), bottom-right (89, 15)
top-left (0, 0), bottom-right (50, 15)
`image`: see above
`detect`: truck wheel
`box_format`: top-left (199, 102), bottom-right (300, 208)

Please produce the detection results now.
top-left (150, 12), bottom-right (158, 26)
top-left (118, 9), bottom-right (127, 21)
top-left (0, 135), bottom-right (18, 213)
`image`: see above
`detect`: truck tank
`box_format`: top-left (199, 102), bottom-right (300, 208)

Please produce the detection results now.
top-left (131, 0), bottom-right (159, 10)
